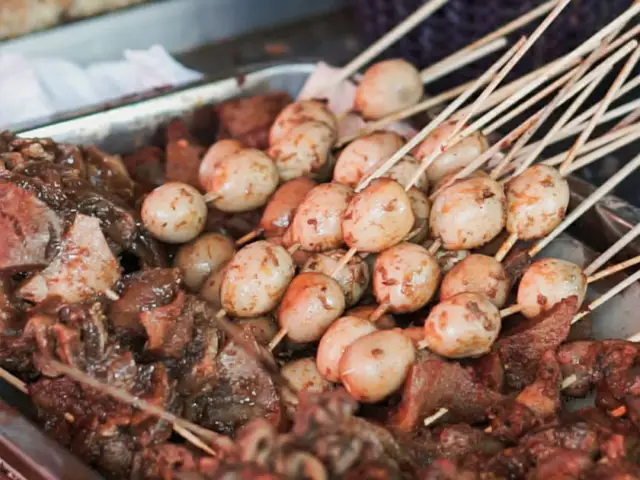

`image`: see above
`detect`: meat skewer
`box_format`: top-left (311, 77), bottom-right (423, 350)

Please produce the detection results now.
top-left (0, 361), bottom-right (228, 456)
top-left (421, 269), bottom-right (640, 427)
top-left (428, 42), bottom-right (640, 198)
top-left (492, 50), bottom-right (639, 262)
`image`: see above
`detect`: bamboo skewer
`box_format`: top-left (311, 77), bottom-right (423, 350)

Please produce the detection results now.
top-left (559, 47), bottom-right (640, 174)
top-left (404, 35), bottom-right (537, 192)
top-left (586, 254), bottom-right (640, 284)
top-left (420, 37), bottom-right (509, 86)
top-left (572, 268), bottom-right (640, 323)
top-left (498, 123), bottom-right (640, 179)
top-left (530, 152), bottom-right (640, 257)
top-left (384, 0), bottom-right (573, 193)
top-left (430, 40), bottom-right (639, 200)
top-left (483, 23), bottom-right (640, 135)
top-left (355, 38), bottom-right (526, 193)
top-left (502, 50), bottom-right (618, 181)
top-left (0, 368), bottom-right (27, 394)
top-left (419, 0), bottom-right (561, 83)
top-left (482, 67), bottom-right (579, 135)
top-left (512, 94), bottom-right (640, 164)
top-left (490, 33), bottom-right (627, 181)
top-left (562, 124), bottom-right (640, 175)
top-left (585, 222), bottom-right (640, 276)
top-left (318, 0), bottom-right (449, 95)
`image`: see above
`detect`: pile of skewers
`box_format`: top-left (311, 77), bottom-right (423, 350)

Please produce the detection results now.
top-left (2, 0), bottom-right (640, 478)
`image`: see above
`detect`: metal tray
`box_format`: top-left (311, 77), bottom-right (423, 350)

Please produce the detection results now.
top-left (8, 61), bottom-right (640, 477)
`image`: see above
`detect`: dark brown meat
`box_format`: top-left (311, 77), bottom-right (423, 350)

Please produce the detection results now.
top-left (488, 350), bottom-right (562, 443)
top-left (129, 363), bottom-right (180, 447)
top-left (185, 327), bottom-right (283, 435)
top-left (165, 119), bottom-right (205, 188)
top-left (583, 460), bottom-right (640, 479)
top-left (83, 145), bottom-right (136, 204)
top-left (0, 180), bottom-right (62, 273)
top-left (503, 245), bottom-right (532, 289)
top-left (469, 351), bottom-right (505, 392)
top-left (391, 352), bottom-right (505, 432)
top-left (130, 443), bottom-right (200, 480)
top-left (557, 340), bottom-right (640, 406)
top-left (122, 146), bottom-right (165, 190)
top-left (521, 422), bottom-right (601, 458)
top-left (435, 424), bottom-right (504, 462)
top-left (418, 459), bottom-right (477, 480)
top-left (495, 296), bottom-right (579, 390)
top-left (525, 448), bottom-right (593, 480)
top-left (140, 290), bottom-right (193, 359)
top-left (110, 268), bottom-right (182, 336)
top-left (215, 92), bottom-right (292, 149)
top-left (205, 206), bottom-right (264, 240)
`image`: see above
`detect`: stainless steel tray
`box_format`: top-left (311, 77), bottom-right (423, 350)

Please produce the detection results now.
top-left (11, 61), bottom-right (640, 476)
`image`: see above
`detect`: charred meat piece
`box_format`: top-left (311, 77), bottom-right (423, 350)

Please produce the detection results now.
top-left (495, 296), bottom-right (579, 390)
top-left (216, 92), bottom-right (292, 149)
top-left (122, 146), bottom-right (165, 190)
top-left (82, 145), bottom-right (136, 204)
top-left (185, 327), bottom-right (283, 435)
top-left (391, 352), bottom-right (505, 432)
top-left (140, 291), bottom-right (194, 359)
top-left (418, 459), bottom-right (478, 480)
top-left (18, 214), bottom-right (121, 304)
top-left (488, 350), bottom-right (562, 443)
top-left (130, 443), bottom-right (200, 480)
top-left (526, 448), bottom-right (593, 480)
top-left (435, 424), bottom-right (505, 462)
top-left (0, 180), bottom-right (63, 273)
top-left (165, 119), bottom-right (205, 188)
top-left (110, 268), bottom-right (182, 336)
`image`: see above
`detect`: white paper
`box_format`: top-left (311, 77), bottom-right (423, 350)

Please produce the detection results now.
top-left (0, 45), bottom-right (203, 130)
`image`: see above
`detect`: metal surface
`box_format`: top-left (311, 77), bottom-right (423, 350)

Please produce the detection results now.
top-left (8, 61), bottom-right (640, 476)
top-left (0, 400), bottom-right (102, 480)
top-left (0, 0), bottom-right (347, 65)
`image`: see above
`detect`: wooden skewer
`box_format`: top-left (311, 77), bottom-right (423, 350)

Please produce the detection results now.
top-left (559, 48), bottom-right (640, 174)
top-left (490, 34), bottom-right (632, 181)
top-left (404, 36), bottom-right (534, 191)
top-left (586, 254), bottom-right (640, 284)
top-left (355, 37), bottom-right (526, 193)
top-left (236, 228), bottom-right (263, 246)
top-left (421, 37), bottom-right (509, 86)
top-left (432, 41), bottom-right (639, 199)
top-left (484, 23), bottom-right (640, 136)
top-left (562, 124), bottom-right (640, 175)
top-left (530, 151), bottom-right (640, 257)
top-left (559, 75), bottom-right (640, 133)
top-left (481, 66), bottom-right (579, 136)
top-left (419, 0), bottom-right (562, 83)
top-left (613, 105), bottom-right (640, 131)
top-left (512, 94), bottom-right (640, 164)
top-left (403, 0), bottom-right (573, 192)
top-left (573, 267), bottom-right (640, 323)
top-left (502, 48), bottom-right (619, 182)
top-left (0, 368), bottom-right (27, 394)
top-left (319, 0), bottom-right (449, 95)
top-left (585, 222), bottom-right (640, 276)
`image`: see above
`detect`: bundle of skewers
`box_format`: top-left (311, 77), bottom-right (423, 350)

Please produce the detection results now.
top-left (3, 0), bottom-right (640, 478)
